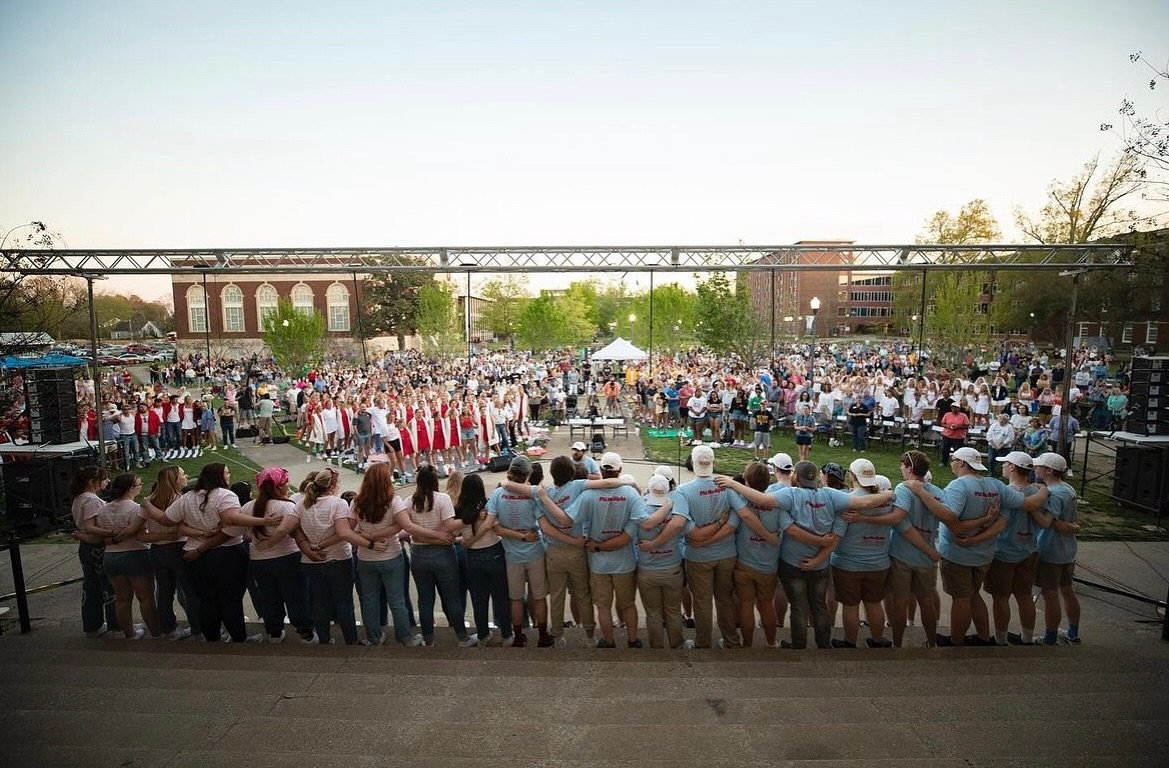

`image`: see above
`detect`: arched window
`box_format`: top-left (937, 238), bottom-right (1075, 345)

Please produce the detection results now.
top-left (186, 285), bottom-right (207, 333)
top-left (222, 284), bottom-right (244, 332)
top-left (256, 284), bottom-right (278, 329)
top-left (326, 283), bottom-right (350, 332)
top-left (291, 283), bottom-right (315, 314)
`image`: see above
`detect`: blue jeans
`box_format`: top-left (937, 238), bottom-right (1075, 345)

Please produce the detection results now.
top-left (356, 555), bottom-right (413, 644)
top-left (850, 422), bottom-right (868, 451)
top-left (163, 422), bottom-right (181, 449)
top-left (149, 541), bottom-right (201, 635)
top-left (118, 433), bottom-right (140, 466)
top-left (220, 417), bottom-right (235, 446)
top-left (370, 433), bottom-right (384, 455)
top-left (78, 542), bottom-right (119, 634)
top-left (187, 543), bottom-right (248, 642)
top-left (495, 425), bottom-right (510, 453)
top-left (410, 544), bottom-right (467, 641)
top-left (987, 445), bottom-right (1007, 479)
top-left (779, 562), bottom-right (831, 649)
top-left (250, 552), bottom-right (313, 638)
top-left (304, 557), bottom-right (358, 644)
top-left (465, 542), bottom-right (511, 640)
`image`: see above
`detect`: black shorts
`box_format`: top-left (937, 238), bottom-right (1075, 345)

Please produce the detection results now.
top-left (387, 438), bottom-right (402, 454)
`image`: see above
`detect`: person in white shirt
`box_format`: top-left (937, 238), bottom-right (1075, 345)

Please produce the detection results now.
top-left (985, 413), bottom-right (1016, 478)
top-left (87, 472), bottom-right (160, 640)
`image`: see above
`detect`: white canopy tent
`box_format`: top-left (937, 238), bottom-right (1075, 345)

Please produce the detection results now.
top-left (591, 337), bottom-right (647, 361)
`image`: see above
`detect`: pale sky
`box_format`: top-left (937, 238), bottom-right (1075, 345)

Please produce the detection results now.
top-left (2, 0), bottom-right (1166, 305)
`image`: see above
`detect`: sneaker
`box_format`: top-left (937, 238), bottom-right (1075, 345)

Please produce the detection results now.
top-left (508, 633), bottom-right (527, 648)
top-left (779, 640), bottom-right (802, 649)
top-left (537, 635), bottom-right (555, 648)
top-left (246, 633), bottom-right (266, 643)
top-left (458, 634), bottom-right (479, 648)
top-left (934, 633), bottom-right (954, 647)
top-left (125, 627), bottom-right (147, 641)
top-left (408, 634), bottom-right (427, 647)
top-left (84, 627), bottom-right (109, 639)
top-left (554, 636), bottom-right (568, 648)
top-left (1058, 629), bottom-right (1082, 645)
top-left (166, 627), bottom-right (192, 641)
top-left (682, 639), bottom-right (696, 650)
top-left (627, 638), bottom-right (644, 649)
top-left (594, 638), bottom-right (615, 649)
top-left (830, 638), bottom-right (856, 649)
top-left (964, 634), bottom-right (997, 647)
top-left (766, 641), bottom-right (781, 649)
top-left (865, 637), bottom-right (893, 649)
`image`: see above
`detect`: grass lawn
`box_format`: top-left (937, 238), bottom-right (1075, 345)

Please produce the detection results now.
top-left (104, 447), bottom-right (263, 496)
top-left (639, 433), bottom-right (1169, 542)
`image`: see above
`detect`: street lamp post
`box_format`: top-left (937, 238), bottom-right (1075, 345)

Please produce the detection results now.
top-left (809, 296), bottom-right (821, 353)
top-left (349, 266), bottom-right (368, 367)
top-left (783, 316), bottom-right (793, 342)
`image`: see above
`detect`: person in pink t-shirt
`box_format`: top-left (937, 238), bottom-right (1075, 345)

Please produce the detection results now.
top-left (88, 472), bottom-right (161, 640)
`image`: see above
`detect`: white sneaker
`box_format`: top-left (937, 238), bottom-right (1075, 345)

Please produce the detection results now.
top-left (408, 634), bottom-right (427, 647)
top-left (125, 627), bottom-right (147, 641)
top-left (165, 627), bottom-right (192, 641)
top-left (458, 633), bottom-right (479, 648)
top-left (682, 639), bottom-right (696, 650)
top-left (554, 636), bottom-right (568, 648)
top-left (246, 633), bottom-right (266, 643)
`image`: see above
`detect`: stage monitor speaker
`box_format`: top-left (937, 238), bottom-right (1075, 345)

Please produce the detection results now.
top-left (1, 457), bottom-right (85, 536)
top-left (22, 368), bottom-right (79, 445)
top-left (1113, 445), bottom-right (1143, 501)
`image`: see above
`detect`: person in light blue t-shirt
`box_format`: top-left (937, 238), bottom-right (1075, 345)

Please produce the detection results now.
top-left (674, 446), bottom-right (740, 649)
top-left (1032, 452), bottom-right (1082, 646)
top-left (729, 462), bottom-right (783, 648)
top-left (635, 475), bottom-right (693, 648)
top-left (718, 460), bottom-right (894, 650)
top-left (985, 451), bottom-right (1051, 646)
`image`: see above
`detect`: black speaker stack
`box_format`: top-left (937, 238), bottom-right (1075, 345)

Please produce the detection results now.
top-left (1125, 356), bottom-right (1169, 437)
top-left (1, 456), bottom-right (87, 537)
top-left (23, 366), bottom-right (79, 445)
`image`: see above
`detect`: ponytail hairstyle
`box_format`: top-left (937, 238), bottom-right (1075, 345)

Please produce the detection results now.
top-left (148, 466), bottom-right (185, 512)
top-left (70, 465), bottom-right (108, 498)
top-left (303, 468), bottom-right (338, 509)
top-left (108, 472), bottom-right (139, 500)
top-left (412, 465), bottom-right (438, 515)
top-left (194, 463), bottom-right (229, 515)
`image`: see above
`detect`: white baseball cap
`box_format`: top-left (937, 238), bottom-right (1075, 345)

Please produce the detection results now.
top-left (769, 452), bottom-right (795, 472)
top-left (691, 445), bottom-right (715, 477)
top-left (571, 441), bottom-right (587, 451)
top-left (646, 474), bottom-right (671, 504)
top-left (600, 452), bottom-right (623, 470)
top-left (849, 458), bottom-right (879, 487)
top-left (951, 446), bottom-right (987, 472)
top-left (653, 465), bottom-right (674, 481)
top-left (874, 475), bottom-right (892, 492)
top-left (1032, 452), bottom-right (1068, 473)
top-left (995, 450), bottom-right (1033, 469)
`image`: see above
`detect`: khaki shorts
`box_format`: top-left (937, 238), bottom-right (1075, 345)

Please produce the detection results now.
top-left (940, 559), bottom-right (991, 599)
top-left (506, 558), bottom-right (548, 601)
top-left (1035, 559), bottom-right (1075, 590)
top-left (888, 557), bottom-right (938, 600)
top-left (831, 566), bottom-right (891, 606)
top-left (733, 562), bottom-right (778, 603)
top-left (590, 571), bottom-right (637, 612)
top-left (985, 553), bottom-right (1038, 597)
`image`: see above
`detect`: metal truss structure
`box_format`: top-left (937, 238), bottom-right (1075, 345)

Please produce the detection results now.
top-left (1, 243), bottom-right (1136, 276)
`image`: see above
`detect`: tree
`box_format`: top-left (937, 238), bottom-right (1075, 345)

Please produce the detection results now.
top-left (628, 283), bottom-right (696, 347)
top-left (478, 275), bottom-right (530, 340)
top-left (1102, 51), bottom-right (1168, 204)
top-left (361, 267), bottom-right (433, 349)
top-left (515, 294), bottom-right (566, 351)
top-left (996, 154), bottom-right (1159, 342)
top-left (415, 282), bottom-right (459, 355)
top-left (694, 272), bottom-right (766, 364)
top-left (0, 221), bottom-right (72, 351)
top-left (892, 200), bottom-right (999, 361)
top-left (262, 298), bottom-right (326, 375)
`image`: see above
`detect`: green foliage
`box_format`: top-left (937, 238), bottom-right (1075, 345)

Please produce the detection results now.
top-left (514, 292), bottom-right (595, 351)
top-left (415, 281), bottom-right (460, 355)
top-left (628, 283), bottom-right (696, 348)
top-left (262, 298), bottom-right (326, 375)
top-left (926, 273), bottom-right (992, 359)
top-left (694, 273), bottom-right (765, 363)
top-left (478, 275), bottom-right (530, 340)
top-left (361, 267), bottom-right (432, 348)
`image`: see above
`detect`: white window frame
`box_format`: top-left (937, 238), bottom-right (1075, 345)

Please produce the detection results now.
top-left (291, 283), bottom-right (315, 314)
top-left (1122, 323), bottom-right (1133, 344)
top-left (222, 284), bottom-right (244, 333)
top-left (1147, 322), bottom-right (1159, 345)
top-left (186, 285), bottom-right (207, 334)
top-left (256, 284), bottom-right (278, 329)
top-left (326, 283), bottom-right (350, 332)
